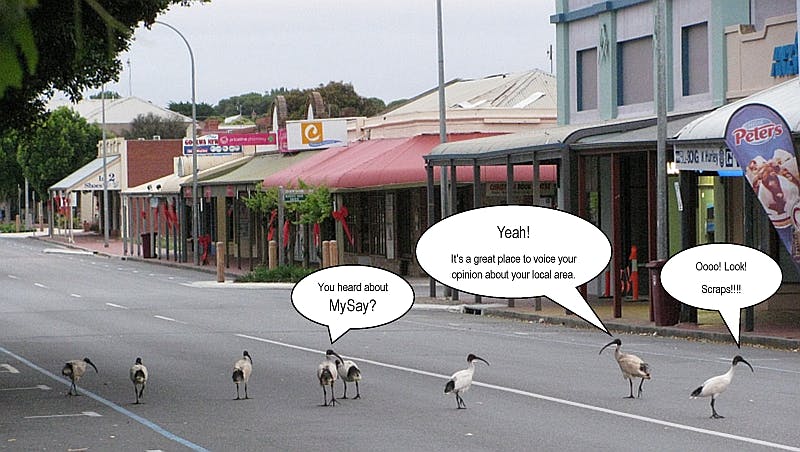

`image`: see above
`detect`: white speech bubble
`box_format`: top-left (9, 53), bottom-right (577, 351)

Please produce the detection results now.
top-left (292, 265), bottom-right (415, 343)
top-left (661, 243), bottom-right (781, 346)
top-left (415, 205), bottom-right (611, 334)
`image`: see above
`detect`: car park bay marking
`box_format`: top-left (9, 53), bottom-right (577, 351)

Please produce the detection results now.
top-left (0, 385), bottom-right (51, 392)
top-left (0, 345), bottom-right (209, 452)
top-left (106, 303), bottom-right (128, 309)
top-left (25, 411), bottom-right (102, 419)
top-left (1, 363), bottom-right (20, 373)
top-left (236, 333), bottom-right (800, 452)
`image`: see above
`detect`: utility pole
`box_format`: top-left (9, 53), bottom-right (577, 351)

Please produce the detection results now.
top-left (655, 0), bottom-right (668, 259)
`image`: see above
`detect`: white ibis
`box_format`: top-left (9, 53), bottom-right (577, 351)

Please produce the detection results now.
top-left (691, 355), bottom-right (754, 419)
top-left (599, 338), bottom-right (651, 398)
top-left (317, 349), bottom-right (343, 406)
top-left (232, 350), bottom-right (252, 400)
top-left (62, 357), bottom-right (98, 396)
top-left (129, 357), bottom-right (148, 404)
top-left (444, 353), bottom-right (489, 409)
top-left (336, 357), bottom-right (362, 399)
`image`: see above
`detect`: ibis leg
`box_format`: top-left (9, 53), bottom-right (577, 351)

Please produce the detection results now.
top-left (710, 398), bottom-right (724, 419)
top-left (354, 381), bottom-right (360, 399)
top-left (637, 378), bottom-right (645, 398)
top-left (625, 379), bottom-right (635, 398)
top-left (341, 381), bottom-right (348, 399)
top-left (329, 383), bottom-right (337, 406)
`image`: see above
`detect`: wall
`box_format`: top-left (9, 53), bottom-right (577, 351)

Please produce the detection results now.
top-left (125, 140), bottom-right (183, 188)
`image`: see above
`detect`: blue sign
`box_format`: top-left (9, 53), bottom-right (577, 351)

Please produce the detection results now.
top-left (771, 33), bottom-right (798, 77)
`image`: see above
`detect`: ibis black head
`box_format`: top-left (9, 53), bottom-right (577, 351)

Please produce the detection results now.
top-left (135, 357), bottom-right (142, 365)
top-left (599, 338), bottom-right (622, 355)
top-left (84, 357), bottom-right (98, 373)
top-left (733, 355), bottom-right (753, 372)
top-left (326, 349), bottom-right (343, 361)
top-left (243, 350), bottom-right (252, 362)
top-left (467, 354), bottom-right (489, 366)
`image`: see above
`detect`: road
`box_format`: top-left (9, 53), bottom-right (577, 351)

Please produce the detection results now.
top-left (1, 235), bottom-right (799, 451)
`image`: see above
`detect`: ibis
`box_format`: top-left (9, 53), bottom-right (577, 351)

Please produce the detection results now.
top-left (62, 357), bottom-right (98, 396)
top-left (336, 357), bottom-right (362, 399)
top-left (317, 349), bottom-right (343, 406)
top-left (232, 350), bottom-right (252, 400)
top-left (444, 354), bottom-right (489, 409)
top-left (599, 338), bottom-right (651, 398)
top-left (691, 355), bottom-right (753, 419)
top-left (129, 357), bottom-right (148, 404)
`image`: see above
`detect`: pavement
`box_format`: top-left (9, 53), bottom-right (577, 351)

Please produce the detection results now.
top-left (11, 228), bottom-right (800, 351)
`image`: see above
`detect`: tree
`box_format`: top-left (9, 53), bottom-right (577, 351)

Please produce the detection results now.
top-left (17, 107), bottom-right (102, 198)
top-left (89, 90), bottom-right (122, 99)
top-left (289, 181), bottom-right (332, 267)
top-left (0, 0), bottom-right (207, 135)
top-left (125, 112), bottom-right (187, 139)
top-left (0, 130), bottom-right (26, 206)
top-left (167, 101), bottom-right (216, 119)
top-left (216, 92), bottom-right (269, 117)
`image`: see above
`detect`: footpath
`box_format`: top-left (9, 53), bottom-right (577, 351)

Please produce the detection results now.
top-left (16, 230), bottom-right (800, 351)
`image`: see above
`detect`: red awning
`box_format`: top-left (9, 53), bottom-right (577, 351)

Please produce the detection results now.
top-left (262, 133), bottom-right (557, 189)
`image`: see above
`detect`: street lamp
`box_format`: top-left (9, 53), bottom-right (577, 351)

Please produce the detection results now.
top-left (153, 20), bottom-right (199, 265)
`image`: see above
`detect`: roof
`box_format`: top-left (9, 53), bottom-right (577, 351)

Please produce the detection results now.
top-left (573, 113), bottom-right (708, 148)
top-left (262, 134), bottom-right (557, 191)
top-left (385, 70), bottom-right (557, 115)
top-left (124, 156), bottom-right (251, 195)
top-left (50, 155), bottom-right (121, 192)
top-left (46, 96), bottom-right (192, 125)
top-left (676, 77), bottom-right (800, 143)
top-left (200, 151), bottom-right (323, 186)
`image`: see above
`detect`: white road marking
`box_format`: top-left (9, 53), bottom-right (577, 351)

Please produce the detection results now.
top-left (106, 303), bottom-right (128, 310)
top-left (43, 248), bottom-right (94, 256)
top-left (8, 274), bottom-right (19, 279)
top-left (0, 385), bottom-right (51, 391)
top-left (70, 293), bottom-right (82, 298)
top-left (154, 315), bottom-right (187, 324)
top-left (236, 333), bottom-right (800, 452)
top-left (25, 411), bottom-right (102, 419)
top-left (1, 363), bottom-right (20, 373)
top-left (33, 283), bottom-right (47, 289)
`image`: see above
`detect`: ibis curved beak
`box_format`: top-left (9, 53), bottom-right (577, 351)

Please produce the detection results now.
top-left (473, 356), bottom-right (489, 366)
top-left (599, 340), bottom-right (618, 355)
top-left (740, 358), bottom-right (754, 372)
top-left (85, 358), bottom-right (98, 373)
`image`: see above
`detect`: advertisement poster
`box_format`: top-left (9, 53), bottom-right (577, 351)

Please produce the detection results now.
top-left (724, 103), bottom-right (800, 269)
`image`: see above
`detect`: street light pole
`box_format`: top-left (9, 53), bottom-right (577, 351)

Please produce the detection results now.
top-left (101, 84), bottom-right (109, 247)
top-left (154, 20), bottom-right (198, 265)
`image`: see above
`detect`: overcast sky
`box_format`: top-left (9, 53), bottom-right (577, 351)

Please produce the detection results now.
top-left (100, 0), bottom-right (556, 108)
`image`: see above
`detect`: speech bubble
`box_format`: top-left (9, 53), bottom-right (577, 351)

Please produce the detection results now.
top-left (661, 243), bottom-right (781, 346)
top-left (292, 264), bottom-right (415, 343)
top-left (415, 205), bottom-right (611, 334)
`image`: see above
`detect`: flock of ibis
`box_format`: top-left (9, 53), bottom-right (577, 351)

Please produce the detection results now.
top-left (56, 337), bottom-right (753, 419)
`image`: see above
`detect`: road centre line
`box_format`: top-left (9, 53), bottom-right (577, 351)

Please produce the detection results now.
top-left (105, 303), bottom-right (128, 309)
top-left (0, 345), bottom-right (209, 452)
top-left (235, 333), bottom-right (800, 452)
top-left (34, 283), bottom-right (47, 289)
top-left (154, 315), bottom-right (187, 324)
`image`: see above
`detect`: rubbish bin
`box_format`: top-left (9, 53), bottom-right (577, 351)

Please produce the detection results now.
top-left (141, 232), bottom-right (157, 259)
top-left (646, 259), bottom-right (681, 326)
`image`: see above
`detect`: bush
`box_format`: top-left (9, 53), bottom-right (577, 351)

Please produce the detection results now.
top-left (236, 265), bottom-right (316, 283)
top-left (0, 222), bottom-right (34, 233)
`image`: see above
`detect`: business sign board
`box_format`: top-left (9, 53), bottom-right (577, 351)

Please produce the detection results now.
top-left (217, 132), bottom-right (276, 146)
top-left (286, 118), bottom-right (347, 151)
top-left (183, 134), bottom-right (242, 155)
top-left (725, 103), bottom-right (800, 269)
top-left (673, 143), bottom-right (741, 171)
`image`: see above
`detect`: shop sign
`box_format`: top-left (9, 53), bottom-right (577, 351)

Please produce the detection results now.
top-left (217, 132), bottom-right (276, 146)
top-left (82, 171), bottom-right (119, 190)
top-left (725, 102), bottom-right (800, 270)
top-left (673, 144), bottom-right (740, 171)
top-left (285, 119), bottom-right (347, 151)
top-left (183, 135), bottom-right (242, 155)
top-left (770, 32), bottom-right (798, 77)
top-left (486, 181), bottom-right (556, 197)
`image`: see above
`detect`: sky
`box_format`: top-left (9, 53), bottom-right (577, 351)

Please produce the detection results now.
top-left (100, 0), bottom-right (557, 108)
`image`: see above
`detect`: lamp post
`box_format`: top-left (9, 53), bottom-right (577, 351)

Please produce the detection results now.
top-left (101, 84), bottom-right (109, 247)
top-left (154, 20), bottom-right (198, 265)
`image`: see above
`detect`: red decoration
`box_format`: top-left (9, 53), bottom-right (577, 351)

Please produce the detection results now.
top-left (267, 209), bottom-right (277, 241)
top-left (282, 219), bottom-right (290, 248)
top-left (332, 206), bottom-right (354, 246)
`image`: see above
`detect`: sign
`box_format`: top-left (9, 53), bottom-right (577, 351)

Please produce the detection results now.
top-left (485, 181), bottom-right (556, 197)
top-left (771, 32), bottom-right (798, 77)
top-left (277, 128), bottom-right (289, 153)
top-left (286, 118), bottom-right (347, 151)
top-left (725, 103), bottom-right (800, 269)
top-left (183, 135), bottom-right (242, 155)
top-left (673, 144), bottom-right (740, 171)
top-left (283, 189), bottom-right (308, 203)
top-left (217, 132), bottom-right (276, 146)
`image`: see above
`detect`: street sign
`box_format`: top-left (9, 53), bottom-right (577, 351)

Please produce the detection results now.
top-left (283, 189), bottom-right (308, 203)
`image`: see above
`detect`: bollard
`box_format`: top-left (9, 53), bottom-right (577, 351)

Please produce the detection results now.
top-left (322, 241), bottom-right (330, 268)
top-left (15, 214), bottom-right (20, 233)
top-left (629, 245), bottom-right (639, 301)
top-left (329, 240), bottom-right (338, 266)
top-left (268, 240), bottom-right (277, 269)
top-left (216, 242), bottom-right (225, 283)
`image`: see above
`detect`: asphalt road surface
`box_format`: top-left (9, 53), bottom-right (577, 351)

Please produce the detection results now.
top-left (1, 235), bottom-right (799, 451)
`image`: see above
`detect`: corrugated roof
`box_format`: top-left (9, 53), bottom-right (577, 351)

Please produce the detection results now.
top-left (574, 113), bottom-right (707, 147)
top-left (47, 96), bottom-right (192, 125)
top-left (676, 77), bottom-right (800, 143)
top-left (125, 156), bottom-right (251, 195)
top-left (50, 155), bottom-right (121, 191)
top-left (201, 151), bottom-right (323, 186)
top-left (386, 70), bottom-right (557, 115)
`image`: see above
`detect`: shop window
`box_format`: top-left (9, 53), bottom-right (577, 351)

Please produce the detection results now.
top-left (577, 47), bottom-right (598, 111)
top-left (344, 192), bottom-right (386, 256)
top-left (617, 36), bottom-right (653, 106)
top-left (681, 22), bottom-right (709, 96)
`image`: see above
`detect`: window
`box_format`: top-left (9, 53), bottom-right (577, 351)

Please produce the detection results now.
top-left (617, 36), bottom-right (653, 106)
top-left (344, 192), bottom-right (386, 256)
top-left (682, 22), bottom-right (709, 96)
top-left (577, 47), bottom-right (598, 111)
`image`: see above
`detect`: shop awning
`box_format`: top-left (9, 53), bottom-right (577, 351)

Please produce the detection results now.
top-left (675, 77), bottom-right (800, 144)
top-left (200, 150), bottom-right (322, 186)
top-left (571, 113), bottom-right (708, 149)
top-left (262, 134), bottom-right (557, 190)
top-left (125, 155), bottom-right (251, 195)
top-left (50, 155), bottom-right (121, 192)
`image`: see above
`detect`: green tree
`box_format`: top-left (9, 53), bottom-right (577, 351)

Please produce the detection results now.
top-left (89, 90), bottom-right (121, 99)
top-left (167, 101), bottom-right (216, 119)
top-left (317, 81), bottom-right (385, 118)
top-left (125, 112), bottom-right (187, 139)
top-left (0, 130), bottom-right (26, 207)
top-left (289, 181), bottom-right (332, 267)
top-left (216, 92), bottom-right (269, 117)
top-left (17, 107), bottom-right (102, 198)
top-left (0, 0), bottom-right (207, 135)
